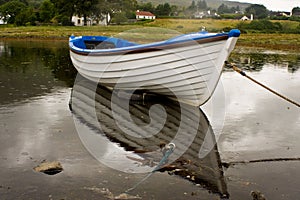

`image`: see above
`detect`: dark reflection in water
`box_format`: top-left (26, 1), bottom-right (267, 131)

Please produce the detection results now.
top-left (70, 77), bottom-right (229, 198)
top-left (0, 40), bottom-right (76, 105)
top-left (227, 51), bottom-right (300, 72)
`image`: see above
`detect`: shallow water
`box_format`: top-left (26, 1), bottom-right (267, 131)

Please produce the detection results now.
top-left (0, 40), bottom-right (299, 199)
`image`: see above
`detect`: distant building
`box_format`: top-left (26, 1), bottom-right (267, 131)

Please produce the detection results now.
top-left (279, 12), bottom-right (291, 17)
top-left (0, 17), bottom-right (7, 25)
top-left (72, 14), bottom-right (111, 26)
top-left (136, 10), bottom-right (156, 20)
top-left (72, 16), bottom-right (92, 26)
top-left (270, 11), bottom-right (291, 17)
top-left (240, 16), bottom-right (250, 21)
top-left (193, 10), bottom-right (219, 19)
top-left (240, 14), bottom-right (253, 21)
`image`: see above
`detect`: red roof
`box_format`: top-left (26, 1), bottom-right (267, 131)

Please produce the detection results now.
top-left (136, 11), bottom-right (155, 17)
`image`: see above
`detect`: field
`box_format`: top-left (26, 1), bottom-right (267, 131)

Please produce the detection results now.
top-left (1, 19), bottom-right (299, 51)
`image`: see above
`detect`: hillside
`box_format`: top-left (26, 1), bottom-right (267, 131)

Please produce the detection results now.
top-left (1, 0), bottom-right (251, 11)
top-left (138, 0), bottom-right (251, 10)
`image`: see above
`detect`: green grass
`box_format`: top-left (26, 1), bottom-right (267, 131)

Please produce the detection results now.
top-left (237, 33), bottom-right (300, 52)
top-left (146, 18), bottom-right (242, 33)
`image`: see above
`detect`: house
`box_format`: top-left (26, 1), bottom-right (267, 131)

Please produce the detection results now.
top-left (72, 16), bottom-right (92, 26)
top-left (270, 11), bottom-right (291, 17)
top-left (136, 10), bottom-right (156, 20)
top-left (240, 14), bottom-right (253, 21)
top-left (71, 13), bottom-right (111, 26)
top-left (240, 16), bottom-right (250, 21)
top-left (193, 10), bottom-right (220, 19)
top-left (0, 17), bottom-right (7, 25)
top-left (278, 12), bottom-right (291, 17)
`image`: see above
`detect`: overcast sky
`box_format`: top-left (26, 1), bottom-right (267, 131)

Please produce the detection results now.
top-left (228, 0), bottom-right (300, 12)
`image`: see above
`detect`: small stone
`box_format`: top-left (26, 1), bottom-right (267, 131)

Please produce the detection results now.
top-left (251, 190), bottom-right (266, 200)
top-left (21, 152), bottom-right (29, 156)
top-left (34, 161), bottom-right (63, 175)
top-left (114, 193), bottom-right (141, 199)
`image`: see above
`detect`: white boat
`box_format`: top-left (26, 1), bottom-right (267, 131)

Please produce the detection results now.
top-left (69, 29), bottom-right (240, 106)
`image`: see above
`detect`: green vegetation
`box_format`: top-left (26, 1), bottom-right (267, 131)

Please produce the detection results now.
top-left (1, 18), bottom-right (299, 53)
top-left (245, 4), bottom-right (268, 19)
top-left (237, 33), bottom-right (300, 52)
top-left (0, 1), bottom-right (299, 54)
top-left (237, 20), bottom-right (300, 34)
top-left (1, 0), bottom-right (300, 26)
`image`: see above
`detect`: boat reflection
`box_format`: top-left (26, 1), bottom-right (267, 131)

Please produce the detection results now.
top-left (70, 76), bottom-right (228, 198)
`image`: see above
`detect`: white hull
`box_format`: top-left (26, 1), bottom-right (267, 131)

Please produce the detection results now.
top-left (70, 33), bottom-right (239, 106)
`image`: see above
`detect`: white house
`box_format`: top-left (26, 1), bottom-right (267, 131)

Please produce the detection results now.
top-left (136, 10), bottom-right (156, 20)
top-left (240, 16), bottom-right (250, 21)
top-left (72, 16), bottom-right (91, 26)
top-left (194, 10), bottom-right (220, 19)
top-left (72, 13), bottom-right (111, 26)
top-left (240, 14), bottom-right (253, 21)
top-left (0, 17), bottom-right (7, 25)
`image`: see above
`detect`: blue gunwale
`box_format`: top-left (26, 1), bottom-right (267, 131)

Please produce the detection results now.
top-left (69, 29), bottom-right (240, 55)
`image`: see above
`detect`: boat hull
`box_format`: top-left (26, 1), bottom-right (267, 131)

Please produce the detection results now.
top-left (70, 32), bottom-right (239, 106)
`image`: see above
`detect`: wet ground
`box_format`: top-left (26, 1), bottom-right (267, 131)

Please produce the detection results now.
top-left (0, 41), bottom-right (299, 199)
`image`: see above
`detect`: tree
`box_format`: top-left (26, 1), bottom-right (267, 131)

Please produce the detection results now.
top-left (51, 0), bottom-right (100, 26)
top-left (245, 4), bottom-right (269, 19)
top-left (113, 11), bottom-right (127, 24)
top-left (188, 0), bottom-right (197, 13)
top-left (0, 0), bottom-right (9, 5)
top-left (74, 0), bottom-right (99, 25)
top-left (155, 3), bottom-right (171, 16)
top-left (118, 0), bottom-right (137, 19)
top-left (292, 7), bottom-right (300, 16)
top-left (0, 0), bottom-right (28, 6)
top-left (197, 0), bottom-right (207, 10)
top-left (15, 7), bottom-right (37, 25)
top-left (97, 0), bottom-right (137, 25)
top-left (170, 5), bottom-right (178, 16)
top-left (0, 1), bottom-right (27, 24)
top-left (50, 0), bottom-right (76, 25)
top-left (138, 2), bottom-right (155, 13)
top-left (217, 4), bottom-right (230, 14)
top-left (39, 0), bottom-right (55, 23)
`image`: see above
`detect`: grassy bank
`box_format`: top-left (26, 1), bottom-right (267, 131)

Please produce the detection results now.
top-left (1, 19), bottom-right (299, 51)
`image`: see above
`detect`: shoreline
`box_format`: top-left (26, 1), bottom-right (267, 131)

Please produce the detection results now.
top-left (1, 23), bottom-right (299, 52)
top-left (1, 34), bottom-right (299, 53)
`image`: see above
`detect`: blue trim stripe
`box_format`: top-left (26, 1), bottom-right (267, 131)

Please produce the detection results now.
top-left (69, 29), bottom-right (240, 54)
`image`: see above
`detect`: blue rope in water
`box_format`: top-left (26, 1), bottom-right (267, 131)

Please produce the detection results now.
top-left (125, 143), bottom-right (176, 193)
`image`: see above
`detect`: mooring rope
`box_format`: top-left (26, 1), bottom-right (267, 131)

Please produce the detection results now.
top-left (227, 62), bottom-right (300, 108)
top-left (125, 143), bottom-right (176, 193)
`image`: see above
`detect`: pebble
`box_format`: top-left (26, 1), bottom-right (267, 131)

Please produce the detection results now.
top-left (34, 161), bottom-right (63, 175)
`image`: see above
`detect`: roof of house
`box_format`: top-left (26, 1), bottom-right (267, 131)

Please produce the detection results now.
top-left (136, 10), bottom-right (155, 17)
top-left (240, 16), bottom-right (250, 20)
